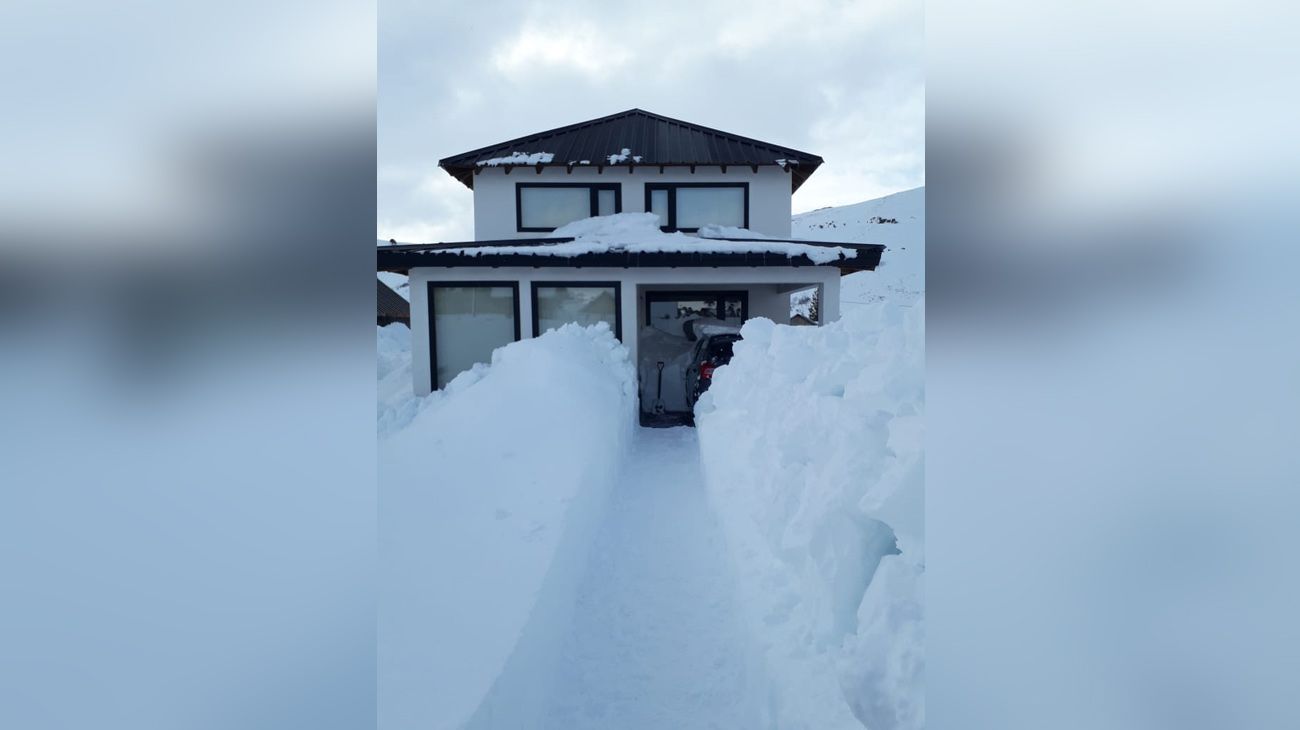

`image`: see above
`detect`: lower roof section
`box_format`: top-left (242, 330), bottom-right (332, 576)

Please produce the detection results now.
top-left (376, 237), bottom-right (884, 275)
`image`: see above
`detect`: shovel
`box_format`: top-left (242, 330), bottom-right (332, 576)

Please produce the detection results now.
top-left (653, 361), bottom-right (666, 414)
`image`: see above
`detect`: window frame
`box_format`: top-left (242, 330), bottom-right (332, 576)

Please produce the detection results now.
top-left (427, 281), bottom-right (521, 391)
top-left (643, 289), bottom-right (749, 327)
top-left (530, 281), bottom-right (623, 340)
top-left (643, 182), bottom-right (750, 232)
top-left (515, 183), bottom-right (622, 233)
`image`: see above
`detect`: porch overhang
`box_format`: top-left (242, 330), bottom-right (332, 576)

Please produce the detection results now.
top-left (376, 238), bottom-right (884, 276)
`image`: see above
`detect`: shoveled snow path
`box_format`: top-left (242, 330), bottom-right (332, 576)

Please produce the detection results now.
top-left (541, 427), bottom-right (757, 729)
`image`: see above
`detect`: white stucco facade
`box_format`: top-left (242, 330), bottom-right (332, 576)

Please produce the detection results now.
top-left (408, 266), bottom-right (839, 397)
top-left (471, 166), bottom-right (795, 241)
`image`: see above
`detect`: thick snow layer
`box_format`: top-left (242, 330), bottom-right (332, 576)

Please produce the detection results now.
top-left (697, 223), bottom-right (773, 240)
top-left (436, 212), bottom-right (857, 264)
top-left (476, 151), bottom-right (555, 166)
top-left (795, 187), bottom-right (924, 307)
top-left (379, 324), bottom-right (637, 729)
top-left (695, 302), bottom-right (925, 729)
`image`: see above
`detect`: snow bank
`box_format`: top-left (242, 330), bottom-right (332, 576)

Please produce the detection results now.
top-left (438, 212), bottom-right (857, 264)
top-left (377, 323), bottom-right (432, 436)
top-left (695, 302), bottom-right (925, 730)
top-left (379, 323), bottom-right (637, 730)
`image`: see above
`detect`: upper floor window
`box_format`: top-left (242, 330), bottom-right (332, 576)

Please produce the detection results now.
top-left (645, 183), bottom-right (749, 232)
top-left (516, 183), bottom-right (621, 232)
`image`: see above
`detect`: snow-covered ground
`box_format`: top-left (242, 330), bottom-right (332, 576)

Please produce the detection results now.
top-left (378, 188), bottom-right (923, 729)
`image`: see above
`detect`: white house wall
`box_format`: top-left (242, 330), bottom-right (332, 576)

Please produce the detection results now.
top-left (471, 166), bottom-right (794, 241)
top-left (408, 266), bottom-right (839, 396)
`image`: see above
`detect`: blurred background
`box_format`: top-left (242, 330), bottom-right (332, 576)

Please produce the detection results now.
top-left (2, 1), bottom-right (1298, 728)
top-left (0, 1), bottom-right (377, 729)
top-left (927, 1), bottom-right (1300, 728)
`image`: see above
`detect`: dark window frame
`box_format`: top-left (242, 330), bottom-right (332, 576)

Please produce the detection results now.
top-left (530, 281), bottom-right (623, 340)
top-left (515, 183), bottom-right (622, 233)
top-left (427, 281), bottom-right (521, 391)
top-left (643, 289), bottom-right (749, 327)
top-left (644, 182), bottom-right (750, 232)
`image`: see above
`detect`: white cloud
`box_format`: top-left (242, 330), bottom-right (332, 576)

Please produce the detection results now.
top-left (490, 23), bottom-right (632, 81)
top-left (712, 0), bottom-right (906, 56)
top-left (380, 1), bottom-right (923, 241)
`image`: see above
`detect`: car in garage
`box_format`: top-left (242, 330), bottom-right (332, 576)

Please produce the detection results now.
top-left (684, 327), bottom-right (742, 409)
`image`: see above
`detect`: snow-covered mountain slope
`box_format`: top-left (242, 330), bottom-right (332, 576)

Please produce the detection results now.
top-left (794, 186), bottom-right (924, 307)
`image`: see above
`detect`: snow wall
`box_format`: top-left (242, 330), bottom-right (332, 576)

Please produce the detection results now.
top-left (378, 323), bottom-right (636, 729)
top-left (695, 301), bottom-right (925, 730)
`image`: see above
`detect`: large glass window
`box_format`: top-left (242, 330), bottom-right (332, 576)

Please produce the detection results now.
top-left (533, 283), bottom-right (621, 339)
top-left (644, 183), bottom-right (748, 232)
top-left (516, 184), bottom-right (621, 231)
top-left (676, 187), bottom-right (746, 228)
top-left (429, 284), bottom-right (519, 390)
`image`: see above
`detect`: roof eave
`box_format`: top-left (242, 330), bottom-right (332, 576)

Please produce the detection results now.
top-left (376, 240), bottom-right (882, 274)
top-left (441, 158), bottom-right (825, 191)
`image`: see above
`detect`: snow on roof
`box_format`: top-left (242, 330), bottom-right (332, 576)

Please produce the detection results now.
top-left (434, 213), bottom-right (858, 264)
top-left (606, 148), bottom-right (642, 164)
top-left (476, 151), bottom-right (555, 167)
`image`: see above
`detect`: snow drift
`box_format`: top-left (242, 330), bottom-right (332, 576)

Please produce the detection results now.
top-left (695, 302), bottom-right (925, 730)
top-left (377, 323), bottom-right (419, 435)
top-left (379, 323), bottom-right (636, 730)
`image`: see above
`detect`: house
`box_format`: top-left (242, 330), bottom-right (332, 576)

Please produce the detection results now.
top-left (377, 108), bottom-right (882, 421)
top-left (377, 278), bottom-right (411, 327)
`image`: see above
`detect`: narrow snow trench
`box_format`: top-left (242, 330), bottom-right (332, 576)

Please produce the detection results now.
top-left (541, 426), bottom-right (758, 729)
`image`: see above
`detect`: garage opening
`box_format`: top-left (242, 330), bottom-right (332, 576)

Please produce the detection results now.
top-left (637, 289), bottom-right (747, 426)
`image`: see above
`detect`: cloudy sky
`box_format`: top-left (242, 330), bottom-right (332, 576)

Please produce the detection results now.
top-left (378, 0), bottom-right (923, 242)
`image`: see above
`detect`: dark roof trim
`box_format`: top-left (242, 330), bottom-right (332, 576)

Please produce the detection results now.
top-left (377, 240), bottom-right (883, 275)
top-left (438, 109), bottom-right (824, 192)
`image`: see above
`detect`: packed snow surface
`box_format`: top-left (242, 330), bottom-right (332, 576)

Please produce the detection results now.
top-left (436, 212), bottom-right (857, 264)
top-left (379, 324), bottom-right (636, 729)
top-left (541, 427), bottom-right (758, 728)
top-left (696, 303), bottom-right (925, 729)
top-left (476, 151), bottom-right (555, 166)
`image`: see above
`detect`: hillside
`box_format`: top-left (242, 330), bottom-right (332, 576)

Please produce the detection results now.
top-left (793, 186), bottom-right (924, 309)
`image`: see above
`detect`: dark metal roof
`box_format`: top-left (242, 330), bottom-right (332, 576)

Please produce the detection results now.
top-left (439, 109), bottom-right (824, 192)
top-left (377, 279), bottom-right (410, 321)
top-left (376, 238), bottom-right (882, 275)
